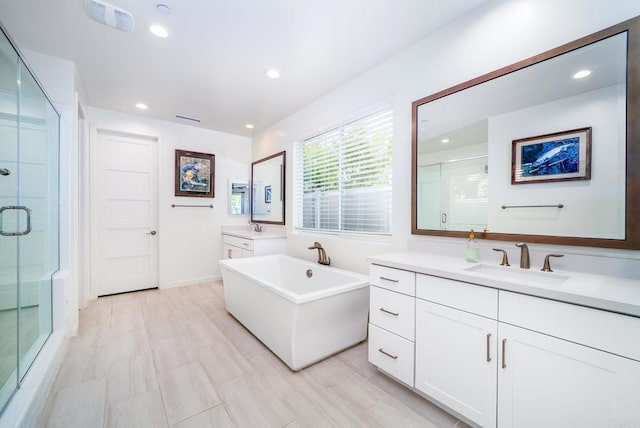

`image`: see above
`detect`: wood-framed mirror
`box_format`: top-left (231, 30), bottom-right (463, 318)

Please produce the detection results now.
top-left (411, 15), bottom-right (640, 249)
top-left (251, 151), bottom-right (286, 225)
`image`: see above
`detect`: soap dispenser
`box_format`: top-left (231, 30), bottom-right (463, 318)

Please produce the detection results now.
top-left (465, 229), bottom-right (480, 262)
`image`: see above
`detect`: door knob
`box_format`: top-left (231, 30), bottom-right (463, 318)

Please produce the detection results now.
top-left (147, 230), bottom-right (157, 236)
top-left (0, 168), bottom-right (10, 176)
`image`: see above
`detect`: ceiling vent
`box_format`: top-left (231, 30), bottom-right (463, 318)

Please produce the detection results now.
top-left (83, 0), bottom-right (135, 32)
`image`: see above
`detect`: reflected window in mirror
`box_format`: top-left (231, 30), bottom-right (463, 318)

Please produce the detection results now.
top-left (411, 16), bottom-right (640, 249)
top-left (229, 180), bottom-right (249, 215)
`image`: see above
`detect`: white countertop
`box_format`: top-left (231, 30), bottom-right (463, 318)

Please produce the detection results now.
top-left (222, 229), bottom-right (286, 240)
top-left (368, 252), bottom-right (640, 317)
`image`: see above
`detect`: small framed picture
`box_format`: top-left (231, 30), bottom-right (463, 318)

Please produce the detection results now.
top-left (511, 127), bottom-right (591, 184)
top-left (175, 150), bottom-right (215, 197)
top-left (264, 185), bottom-right (272, 203)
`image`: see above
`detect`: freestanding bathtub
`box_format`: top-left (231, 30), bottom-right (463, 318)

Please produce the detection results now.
top-left (218, 254), bottom-right (370, 371)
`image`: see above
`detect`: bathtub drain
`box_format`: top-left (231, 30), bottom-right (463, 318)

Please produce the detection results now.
top-left (306, 269), bottom-right (313, 278)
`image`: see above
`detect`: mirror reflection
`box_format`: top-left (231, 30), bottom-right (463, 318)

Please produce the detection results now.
top-left (251, 151), bottom-right (285, 225)
top-left (414, 31), bottom-right (627, 240)
top-left (228, 180), bottom-right (249, 215)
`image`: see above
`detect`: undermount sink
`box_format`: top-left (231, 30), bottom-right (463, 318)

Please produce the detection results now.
top-left (464, 264), bottom-right (569, 285)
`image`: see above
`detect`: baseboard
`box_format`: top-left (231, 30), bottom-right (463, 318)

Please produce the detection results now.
top-left (160, 274), bottom-right (222, 289)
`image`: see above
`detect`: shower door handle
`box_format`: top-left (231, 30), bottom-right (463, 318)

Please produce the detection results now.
top-left (0, 206), bottom-right (32, 236)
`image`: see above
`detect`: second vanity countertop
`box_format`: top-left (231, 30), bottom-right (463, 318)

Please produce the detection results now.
top-left (222, 228), bottom-right (286, 240)
top-left (368, 252), bottom-right (640, 318)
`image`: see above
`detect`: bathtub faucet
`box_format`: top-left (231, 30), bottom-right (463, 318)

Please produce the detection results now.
top-left (308, 242), bottom-right (331, 266)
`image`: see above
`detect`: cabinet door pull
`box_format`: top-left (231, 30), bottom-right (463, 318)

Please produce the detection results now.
top-left (379, 307), bottom-right (399, 316)
top-left (486, 333), bottom-right (492, 362)
top-left (379, 276), bottom-right (399, 283)
top-left (242, 243), bottom-right (250, 246)
top-left (378, 348), bottom-right (398, 360)
top-left (228, 249), bottom-right (232, 258)
top-left (501, 338), bottom-right (507, 369)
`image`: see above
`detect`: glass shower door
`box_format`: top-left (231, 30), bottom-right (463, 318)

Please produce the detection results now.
top-left (0, 27), bottom-right (59, 415)
top-left (0, 30), bottom-right (19, 413)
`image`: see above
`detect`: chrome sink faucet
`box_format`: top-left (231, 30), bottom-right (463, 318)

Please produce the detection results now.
top-left (515, 243), bottom-right (530, 269)
top-left (308, 242), bottom-right (331, 265)
top-left (251, 223), bottom-right (263, 232)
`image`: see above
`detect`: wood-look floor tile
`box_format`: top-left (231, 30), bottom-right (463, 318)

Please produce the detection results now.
top-left (151, 335), bottom-right (198, 373)
top-left (171, 405), bottom-right (235, 428)
top-left (336, 342), bottom-right (378, 380)
top-left (242, 355), bottom-right (334, 427)
top-left (146, 317), bottom-right (185, 343)
top-left (110, 312), bottom-right (146, 336)
top-left (106, 352), bottom-right (159, 405)
top-left (52, 345), bottom-right (107, 390)
top-left (286, 374), bottom-right (371, 428)
top-left (182, 320), bottom-right (226, 349)
top-left (219, 373), bottom-right (286, 428)
top-left (141, 301), bottom-right (176, 322)
top-left (197, 342), bottom-right (250, 385)
top-left (367, 371), bottom-right (460, 428)
top-left (107, 328), bottom-right (151, 364)
top-left (44, 378), bottom-right (106, 428)
top-left (363, 394), bottom-right (440, 428)
top-left (158, 362), bottom-right (221, 425)
top-left (104, 389), bottom-right (168, 428)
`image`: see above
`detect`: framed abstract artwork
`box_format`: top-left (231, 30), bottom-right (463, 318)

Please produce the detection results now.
top-left (512, 127), bottom-right (591, 184)
top-left (175, 149), bottom-right (215, 197)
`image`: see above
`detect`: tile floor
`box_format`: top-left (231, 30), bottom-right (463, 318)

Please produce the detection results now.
top-left (38, 281), bottom-right (469, 428)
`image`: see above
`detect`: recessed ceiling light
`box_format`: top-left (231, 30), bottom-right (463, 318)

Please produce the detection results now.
top-left (266, 69), bottom-right (280, 79)
top-left (156, 4), bottom-right (172, 15)
top-left (150, 24), bottom-right (168, 38)
top-left (573, 69), bottom-right (591, 79)
top-left (441, 138), bottom-right (450, 143)
top-left (245, 124), bottom-right (255, 129)
top-left (136, 103), bottom-right (148, 110)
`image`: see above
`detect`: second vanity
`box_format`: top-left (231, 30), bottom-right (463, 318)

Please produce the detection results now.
top-left (367, 252), bottom-right (640, 428)
top-left (221, 227), bottom-right (286, 259)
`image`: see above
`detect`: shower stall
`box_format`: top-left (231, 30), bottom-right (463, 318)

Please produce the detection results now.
top-left (0, 26), bottom-right (60, 415)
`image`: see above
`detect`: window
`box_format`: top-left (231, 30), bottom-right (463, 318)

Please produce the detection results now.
top-left (295, 108), bottom-right (393, 235)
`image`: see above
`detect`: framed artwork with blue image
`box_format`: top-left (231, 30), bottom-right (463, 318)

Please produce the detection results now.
top-left (511, 127), bottom-right (591, 184)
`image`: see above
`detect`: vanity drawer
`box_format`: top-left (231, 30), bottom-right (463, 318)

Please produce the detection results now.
top-left (368, 324), bottom-right (415, 387)
top-left (370, 286), bottom-right (415, 340)
top-left (416, 274), bottom-right (497, 319)
top-left (370, 264), bottom-right (415, 296)
top-left (500, 291), bottom-right (640, 361)
top-left (223, 234), bottom-right (254, 251)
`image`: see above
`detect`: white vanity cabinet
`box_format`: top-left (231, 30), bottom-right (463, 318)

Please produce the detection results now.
top-left (367, 256), bottom-right (640, 428)
top-left (368, 265), bottom-right (416, 386)
top-left (497, 291), bottom-right (640, 428)
top-left (222, 232), bottom-right (286, 259)
top-left (414, 274), bottom-right (498, 428)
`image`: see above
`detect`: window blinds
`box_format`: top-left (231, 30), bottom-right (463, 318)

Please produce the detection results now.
top-left (294, 108), bottom-right (393, 235)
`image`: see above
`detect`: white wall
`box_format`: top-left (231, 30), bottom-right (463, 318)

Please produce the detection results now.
top-left (488, 85), bottom-right (625, 239)
top-left (87, 108), bottom-right (252, 292)
top-left (252, 0), bottom-right (640, 276)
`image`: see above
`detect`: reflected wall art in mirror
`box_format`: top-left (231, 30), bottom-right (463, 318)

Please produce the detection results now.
top-left (411, 16), bottom-right (640, 249)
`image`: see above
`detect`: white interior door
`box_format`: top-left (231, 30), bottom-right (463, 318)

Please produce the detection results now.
top-left (93, 130), bottom-right (158, 296)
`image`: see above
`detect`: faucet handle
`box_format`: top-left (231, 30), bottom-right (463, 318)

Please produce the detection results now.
top-left (541, 254), bottom-right (564, 272)
top-left (492, 249), bottom-right (510, 266)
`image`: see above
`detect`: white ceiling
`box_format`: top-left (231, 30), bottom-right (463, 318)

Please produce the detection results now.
top-left (0, 0), bottom-right (489, 136)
